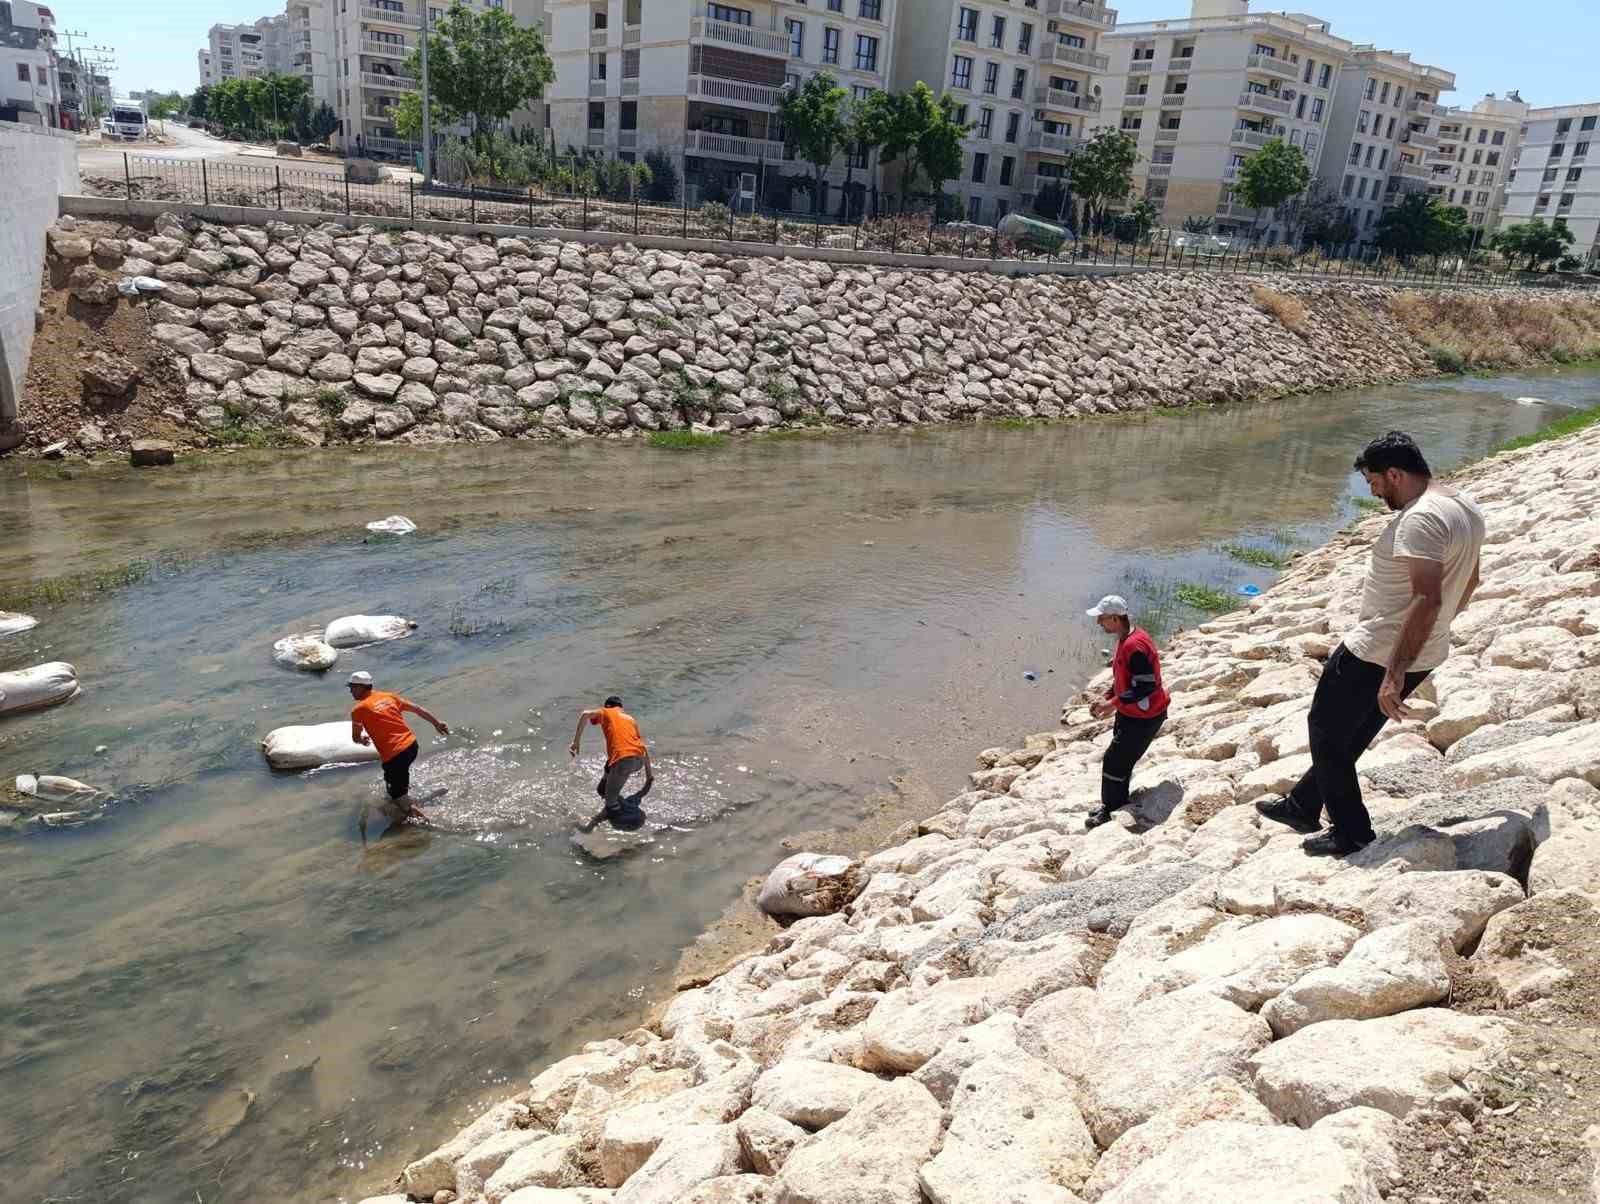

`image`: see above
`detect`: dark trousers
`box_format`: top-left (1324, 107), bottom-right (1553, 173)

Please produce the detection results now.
top-left (1290, 643), bottom-right (1429, 842)
top-left (1102, 711), bottom-right (1167, 810)
top-left (599, 755), bottom-right (647, 830)
top-left (381, 741), bottom-right (419, 800)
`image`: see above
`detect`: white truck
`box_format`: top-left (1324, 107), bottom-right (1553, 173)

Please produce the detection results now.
top-left (101, 97), bottom-right (148, 141)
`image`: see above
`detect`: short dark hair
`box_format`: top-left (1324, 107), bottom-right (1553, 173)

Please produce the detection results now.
top-left (604, 695), bottom-right (623, 708)
top-left (1354, 431), bottom-right (1431, 478)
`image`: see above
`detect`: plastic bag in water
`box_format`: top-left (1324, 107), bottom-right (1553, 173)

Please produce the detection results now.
top-left (365, 515), bottom-right (417, 536)
top-left (0, 662), bottom-right (80, 716)
top-left (322, 615), bottom-right (417, 648)
top-left (15, 773), bottom-right (103, 805)
top-left (757, 852), bottom-right (861, 917)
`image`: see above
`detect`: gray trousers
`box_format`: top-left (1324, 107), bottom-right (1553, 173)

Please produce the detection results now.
top-left (601, 755), bottom-right (647, 829)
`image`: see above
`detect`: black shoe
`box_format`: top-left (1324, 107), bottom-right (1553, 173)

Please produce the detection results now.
top-left (1255, 795), bottom-right (1323, 834)
top-left (1085, 806), bottom-right (1117, 830)
top-left (1301, 829), bottom-right (1373, 857)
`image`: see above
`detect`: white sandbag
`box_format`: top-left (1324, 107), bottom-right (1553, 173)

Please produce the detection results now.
top-left (365, 515), bottom-right (417, 535)
top-left (0, 662), bottom-right (81, 716)
top-left (261, 721), bottom-right (382, 770)
top-left (117, 274), bottom-right (166, 295)
top-left (272, 633), bottom-right (339, 672)
top-left (15, 773), bottom-right (104, 805)
top-left (0, 611), bottom-right (39, 638)
top-left (323, 614), bottom-right (417, 648)
top-left (757, 852), bottom-right (860, 917)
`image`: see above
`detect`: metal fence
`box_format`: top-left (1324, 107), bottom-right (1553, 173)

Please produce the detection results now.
top-left (101, 152), bottom-right (1600, 291)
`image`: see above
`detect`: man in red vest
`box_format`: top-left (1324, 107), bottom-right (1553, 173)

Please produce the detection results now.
top-left (1084, 594), bottom-right (1171, 830)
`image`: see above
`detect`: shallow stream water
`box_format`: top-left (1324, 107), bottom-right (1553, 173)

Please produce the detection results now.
top-left (0, 368), bottom-right (1593, 1202)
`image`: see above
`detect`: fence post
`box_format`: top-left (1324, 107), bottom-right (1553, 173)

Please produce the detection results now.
top-left (990, 228), bottom-right (998, 260)
top-left (728, 202), bottom-right (734, 242)
top-left (123, 151), bottom-right (132, 202)
top-left (526, 185), bottom-right (532, 230)
top-left (890, 221), bottom-right (899, 255)
top-left (471, 182), bottom-right (478, 226)
top-left (852, 222), bottom-right (859, 253)
top-left (927, 211), bottom-right (935, 257)
top-left (814, 211), bottom-right (822, 248)
top-left (959, 229), bottom-right (968, 259)
top-left (634, 192), bottom-right (639, 237)
top-left (411, 178), bottom-right (417, 225)
top-left (682, 191), bottom-right (689, 238)
top-left (275, 165), bottom-right (283, 211)
top-left (344, 169), bottom-right (350, 216)
top-left (201, 158), bottom-right (210, 206)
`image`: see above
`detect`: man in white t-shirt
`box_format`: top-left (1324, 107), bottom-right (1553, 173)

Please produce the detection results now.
top-left (1257, 431), bottom-right (1486, 856)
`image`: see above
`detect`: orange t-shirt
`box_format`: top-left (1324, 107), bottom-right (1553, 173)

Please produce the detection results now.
top-left (590, 705), bottom-right (647, 766)
top-left (351, 690), bottom-right (418, 762)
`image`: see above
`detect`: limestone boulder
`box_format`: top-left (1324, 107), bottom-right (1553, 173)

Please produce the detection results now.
top-left (399, 1100), bottom-right (532, 1198)
top-left (1360, 869), bottom-right (1525, 952)
top-left (909, 1011), bottom-right (1027, 1106)
top-left (1248, 1008), bottom-right (1511, 1127)
top-left (483, 1134), bottom-right (584, 1202)
top-left (735, 1107), bottom-right (804, 1175)
top-left (1260, 919), bottom-right (1452, 1037)
top-left (750, 1061), bottom-right (882, 1129)
top-left (613, 1124), bottom-right (742, 1204)
top-left (1447, 722), bottom-right (1600, 790)
top-left (774, 1078), bottom-right (942, 1204)
top-left (677, 1176), bottom-right (775, 1204)
top-left (1473, 889), bottom-right (1597, 1005)
top-left (858, 977), bottom-right (1000, 1072)
top-left (599, 1064), bottom-right (754, 1187)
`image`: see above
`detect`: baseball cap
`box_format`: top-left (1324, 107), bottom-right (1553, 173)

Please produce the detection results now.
top-left (1086, 594), bottom-right (1130, 619)
top-left (348, 670), bottom-right (373, 686)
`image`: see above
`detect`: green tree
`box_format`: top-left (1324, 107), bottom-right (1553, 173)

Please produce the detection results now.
top-left (405, 1), bottom-right (555, 161)
top-left (916, 94), bottom-right (968, 203)
top-left (188, 85), bottom-right (211, 121)
top-left (392, 89), bottom-right (459, 143)
top-left (1234, 138), bottom-right (1310, 240)
top-left (778, 71), bottom-right (848, 212)
top-left (879, 81), bottom-right (939, 201)
top-left (1272, 177), bottom-right (1339, 247)
top-left (1375, 193), bottom-right (1472, 259)
top-left (1067, 128), bottom-right (1138, 232)
top-left (147, 92), bottom-right (180, 132)
top-left (1492, 218), bottom-right (1577, 271)
top-left (839, 88), bottom-right (894, 222)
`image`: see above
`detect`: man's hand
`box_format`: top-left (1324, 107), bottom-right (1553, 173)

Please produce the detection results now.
top-left (434, 720), bottom-right (450, 735)
top-left (568, 741), bottom-right (580, 758)
top-left (1090, 699), bottom-right (1115, 720)
top-left (1377, 669), bottom-right (1419, 722)
top-left (356, 732), bottom-right (371, 746)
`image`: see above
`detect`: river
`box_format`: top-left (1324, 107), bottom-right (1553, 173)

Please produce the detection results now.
top-left (0, 367), bottom-right (1592, 1202)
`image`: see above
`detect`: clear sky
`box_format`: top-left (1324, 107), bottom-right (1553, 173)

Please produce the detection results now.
top-left (55, 0), bottom-right (1599, 110)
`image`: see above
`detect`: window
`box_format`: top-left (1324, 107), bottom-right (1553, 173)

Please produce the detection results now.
top-left (1132, 45), bottom-right (1155, 60)
top-left (1378, 148), bottom-right (1388, 169)
top-left (854, 34), bottom-right (878, 71)
top-left (1556, 117), bottom-right (1572, 134)
top-left (956, 6), bottom-right (977, 41)
top-left (977, 106), bottom-right (993, 138)
top-left (620, 101), bottom-right (637, 130)
top-left (982, 62), bottom-right (998, 94)
top-left (1483, 172), bottom-right (1495, 186)
top-left (1348, 141), bottom-right (1361, 164)
top-left (787, 19), bottom-right (803, 57)
top-left (1544, 167), bottom-right (1559, 183)
top-left (1357, 109), bottom-right (1369, 133)
top-left (1486, 150), bottom-right (1501, 166)
top-left (822, 26), bottom-right (839, 63)
top-left (1570, 167), bottom-right (1584, 182)
top-left (996, 198), bottom-right (1010, 219)
top-left (1302, 58), bottom-right (1313, 84)
top-left (1364, 145), bottom-right (1374, 167)
top-left (36, 66), bottom-right (47, 84)
top-left (591, 52), bottom-right (606, 79)
top-left (1574, 143), bottom-right (1589, 160)
top-left (1310, 98), bottom-right (1324, 123)
top-left (16, 64), bottom-right (28, 83)
top-left (1342, 173), bottom-right (1353, 197)
top-left (971, 151), bottom-right (988, 182)
top-left (1551, 143), bottom-right (1566, 159)
top-left (1295, 95), bottom-right (1306, 119)
top-left (951, 55), bottom-right (972, 89)
top-left (997, 154), bottom-right (1016, 187)
top-left (1379, 81), bottom-right (1390, 104)
top-left (1319, 63), bottom-right (1332, 88)
top-left (954, 104), bottom-right (968, 124)
top-left (1364, 79), bottom-right (1376, 100)
top-left (708, 4), bottom-right (752, 25)
top-left (1004, 111), bottom-right (1020, 143)
top-left (859, 0), bottom-right (880, 17)
top-left (1011, 67), bottom-right (1026, 99)
top-left (967, 195), bottom-right (982, 222)
top-left (1561, 192), bottom-right (1576, 207)
top-left (990, 15), bottom-right (1005, 49)
top-left (1357, 177), bottom-right (1368, 199)
top-left (588, 101), bottom-right (605, 130)
top-left (1385, 116), bottom-right (1395, 139)
top-left (1492, 130), bottom-right (1505, 146)
top-left (1019, 24), bottom-right (1032, 55)
top-left (828, 0), bottom-right (841, 9)
top-left (1472, 149), bottom-right (1482, 165)
top-left (1290, 129), bottom-right (1301, 146)
top-left (850, 140), bottom-right (868, 168)
top-left (1583, 115), bottom-right (1598, 132)
top-left (1536, 194), bottom-right (1551, 209)
top-left (1120, 114), bottom-right (1141, 131)
top-left (1476, 128), bottom-right (1487, 144)
top-left (1253, 43), bottom-right (1275, 57)
top-left (852, 84), bottom-right (872, 101)
top-left (1467, 169), bottom-right (1478, 185)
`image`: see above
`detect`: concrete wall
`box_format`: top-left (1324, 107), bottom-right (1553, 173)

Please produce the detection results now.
top-left (0, 120), bottom-right (76, 432)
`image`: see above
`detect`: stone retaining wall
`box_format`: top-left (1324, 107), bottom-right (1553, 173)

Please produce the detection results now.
top-left (356, 423), bottom-right (1600, 1204)
top-left (31, 209), bottom-right (1443, 453)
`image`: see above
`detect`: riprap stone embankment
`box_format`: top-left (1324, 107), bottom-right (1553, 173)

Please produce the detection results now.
top-left (353, 423), bottom-right (1600, 1202)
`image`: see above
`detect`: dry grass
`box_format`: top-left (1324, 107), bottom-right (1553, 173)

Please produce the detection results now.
top-left (1249, 284), bottom-right (1309, 333)
top-left (1388, 291), bottom-right (1600, 372)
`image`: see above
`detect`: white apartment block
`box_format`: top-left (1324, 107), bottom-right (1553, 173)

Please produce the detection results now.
top-left (1318, 48), bottom-right (1454, 247)
top-left (1, 0), bottom-right (62, 128)
top-left (1502, 102), bottom-right (1600, 265)
top-left (198, 49), bottom-right (217, 86)
top-left (1097, 1), bottom-right (1349, 243)
top-left (288, 0), bottom-right (337, 107)
top-left (891, 0), bottom-right (1114, 225)
top-left (545, 0), bottom-right (897, 212)
top-left (1430, 92), bottom-right (1525, 239)
top-left (207, 19), bottom-right (279, 82)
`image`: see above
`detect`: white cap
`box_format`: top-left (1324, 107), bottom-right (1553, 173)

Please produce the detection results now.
top-left (348, 670), bottom-right (373, 686)
top-left (1086, 594), bottom-right (1130, 619)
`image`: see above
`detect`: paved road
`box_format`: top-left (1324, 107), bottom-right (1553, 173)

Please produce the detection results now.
top-left (76, 121), bottom-right (347, 180)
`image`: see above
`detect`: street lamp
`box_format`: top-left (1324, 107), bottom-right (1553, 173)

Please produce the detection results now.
top-left (419, 0), bottom-right (432, 187)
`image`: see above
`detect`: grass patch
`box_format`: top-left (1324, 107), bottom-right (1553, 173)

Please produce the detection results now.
top-left (1174, 583), bottom-right (1238, 613)
top-left (991, 416), bottom-right (1037, 430)
top-left (1354, 497), bottom-right (1386, 512)
top-left (0, 559), bottom-right (154, 612)
top-left (1389, 291), bottom-right (1600, 371)
top-left (1249, 284), bottom-right (1309, 333)
top-left (647, 430), bottom-right (726, 450)
top-left (210, 424), bottom-right (299, 450)
top-left (1221, 543), bottom-right (1290, 570)
top-left (1493, 402), bottom-right (1600, 453)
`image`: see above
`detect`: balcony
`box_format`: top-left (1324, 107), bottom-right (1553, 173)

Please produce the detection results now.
top-left (1403, 129), bottom-right (1439, 149)
top-left (622, 78), bottom-right (640, 96)
top-left (591, 28), bottom-right (608, 48)
top-left (689, 16), bottom-right (788, 58)
top-left (1237, 90), bottom-right (1291, 117)
top-left (1148, 161), bottom-right (1173, 178)
top-left (688, 74), bottom-right (782, 110)
top-left (589, 78), bottom-right (608, 97)
top-left (1245, 53), bottom-right (1298, 82)
top-left (1161, 92), bottom-right (1187, 106)
top-left (361, 5), bottom-right (412, 26)
top-left (587, 129), bottom-right (606, 148)
top-left (1153, 127), bottom-right (1180, 145)
top-left (362, 38), bottom-right (411, 57)
top-left (1045, 0), bottom-right (1118, 28)
top-left (1407, 97), bottom-right (1444, 118)
top-left (1020, 173), bottom-right (1070, 197)
top-left (1230, 128), bottom-right (1276, 149)
top-left (623, 24), bottom-right (640, 45)
top-left (1222, 163), bottom-right (1240, 182)
top-left (1393, 160), bottom-right (1431, 183)
top-left (362, 71), bottom-right (414, 90)
top-left (685, 129), bottom-right (787, 163)
top-left (1129, 60), bottom-right (1152, 73)
top-left (1033, 86), bottom-right (1101, 113)
top-left (1215, 201), bottom-right (1257, 220)
top-left (1039, 43), bottom-right (1109, 71)
top-left (1424, 147), bottom-right (1454, 164)
top-left (1027, 129), bottom-right (1084, 156)
top-left (364, 135), bottom-right (414, 156)
top-left (1123, 90), bottom-right (1150, 106)
top-left (1166, 57), bottom-right (1192, 71)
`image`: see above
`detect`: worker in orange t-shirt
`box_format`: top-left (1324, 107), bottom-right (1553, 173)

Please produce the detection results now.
top-left (569, 695), bottom-right (653, 832)
top-left (348, 670), bottom-right (450, 841)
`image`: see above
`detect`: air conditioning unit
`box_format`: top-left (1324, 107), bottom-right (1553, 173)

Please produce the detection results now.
top-left (1283, 89), bottom-right (1298, 100)
top-left (1047, 20), bottom-right (1058, 32)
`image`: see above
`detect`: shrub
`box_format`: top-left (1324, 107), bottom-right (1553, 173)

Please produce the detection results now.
top-left (1249, 284), bottom-right (1308, 333)
top-left (648, 430), bottom-right (725, 450)
top-left (1494, 403), bottom-right (1600, 453)
top-left (1221, 543), bottom-right (1290, 569)
top-left (1175, 583), bottom-right (1237, 613)
top-left (1427, 344), bottom-right (1467, 373)
top-left (1388, 291), bottom-right (1600, 370)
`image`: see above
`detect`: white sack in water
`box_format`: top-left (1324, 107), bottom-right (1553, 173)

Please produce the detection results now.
top-left (0, 662), bottom-right (80, 716)
top-left (365, 515), bottom-right (417, 535)
top-left (16, 773), bottom-right (104, 805)
top-left (272, 633), bottom-right (339, 672)
top-left (261, 721), bottom-right (382, 770)
top-left (323, 615), bottom-right (417, 648)
top-left (757, 852), bottom-right (860, 917)
top-left (0, 611), bottom-right (39, 638)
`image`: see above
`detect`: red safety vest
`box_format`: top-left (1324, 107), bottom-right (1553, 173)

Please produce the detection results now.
top-left (1110, 627), bottom-right (1170, 719)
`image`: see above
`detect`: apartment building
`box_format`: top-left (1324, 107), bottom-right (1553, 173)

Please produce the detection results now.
top-left (1429, 92), bottom-right (1525, 238)
top-left (1318, 47), bottom-right (1454, 246)
top-left (889, 0), bottom-right (1113, 224)
top-left (197, 49), bottom-right (216, 86)
top-left (288, 0), bottom-right (336, 107)
top-left (1, 0), bottom-right (62, 128)
top-left (206, 19), bottom-right (283, 83)
top-left (1502, 102), bottom-right (1600, 264)
top-left (1097, 0), bottom-right (1348, 241)
top-left (545, 0), bottom-right (896, 211)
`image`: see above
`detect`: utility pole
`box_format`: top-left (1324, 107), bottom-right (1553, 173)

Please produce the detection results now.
top-left (419, 0), bottom-right (432, 188)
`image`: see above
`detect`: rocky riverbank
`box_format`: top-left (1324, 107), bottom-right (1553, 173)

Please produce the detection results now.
top-left (22, 210), bottom-right (1595, 457)
top-left (346, 424), bottom-right (1600, 1204)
